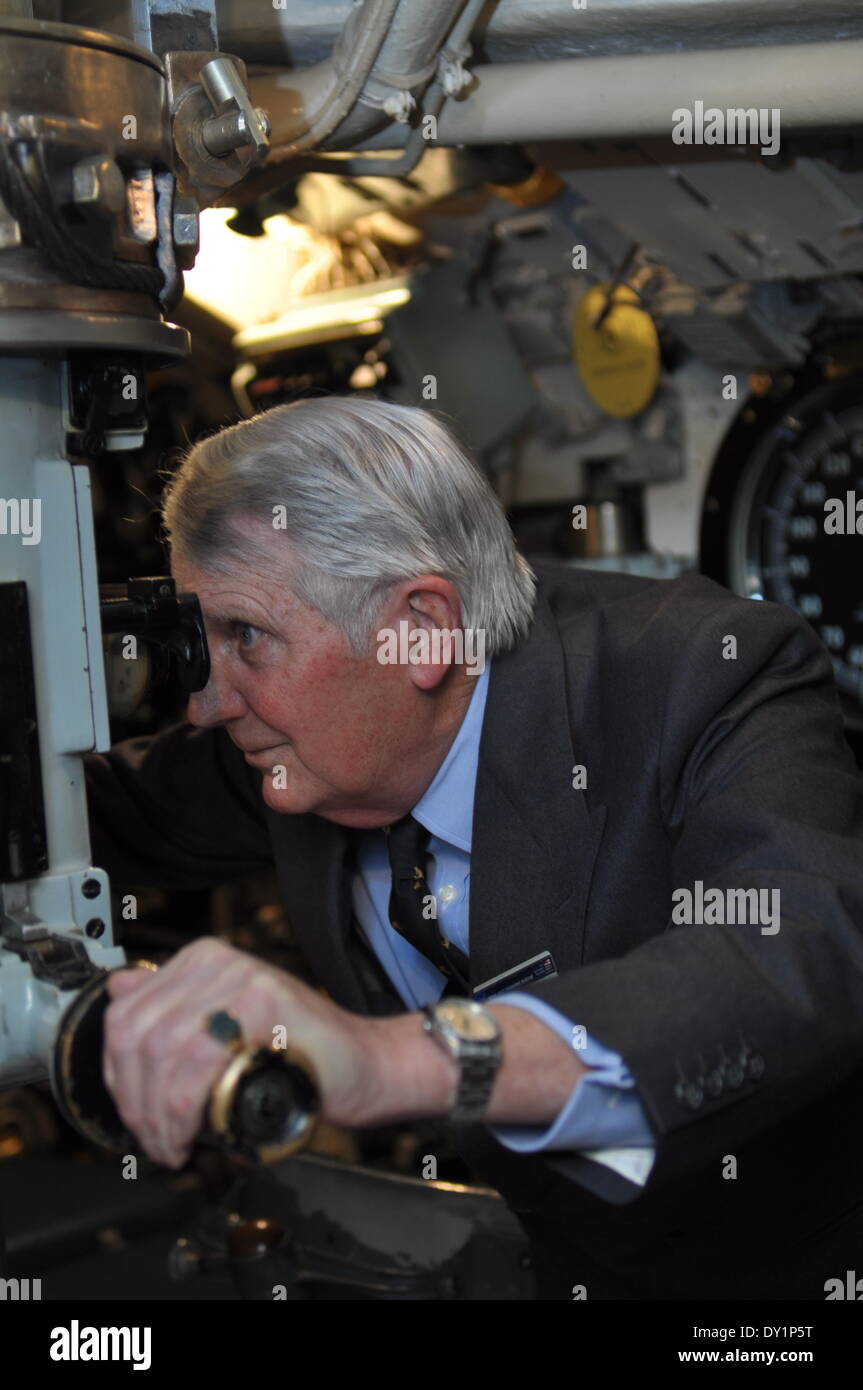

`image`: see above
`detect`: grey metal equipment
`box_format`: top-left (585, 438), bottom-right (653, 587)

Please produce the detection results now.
top-left (172, 1152), bottom-right (536, 1300)
top-left (0, 7), bottom-right (322, 1167)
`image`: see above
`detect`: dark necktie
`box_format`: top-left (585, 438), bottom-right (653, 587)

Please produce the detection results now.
top-left (385, 814), bottom-right (470, 993)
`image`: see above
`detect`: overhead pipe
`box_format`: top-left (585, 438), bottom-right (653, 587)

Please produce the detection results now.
top-left (248, 37), bottom-right (863, 169)
top-left (430, 41), bottom-right (863, 146)
top-left (220, 1), bottom-right (863, 69)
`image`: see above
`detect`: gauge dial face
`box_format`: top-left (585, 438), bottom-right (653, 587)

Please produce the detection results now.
top-left (729, 388), bottom-right (863, 710)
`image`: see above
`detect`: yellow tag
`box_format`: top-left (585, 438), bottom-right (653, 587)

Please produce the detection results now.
top-left (573, 283), bottom-right (660, 418)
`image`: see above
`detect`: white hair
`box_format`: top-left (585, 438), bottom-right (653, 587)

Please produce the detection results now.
top-left (162, 395), bottom-right (536, 656)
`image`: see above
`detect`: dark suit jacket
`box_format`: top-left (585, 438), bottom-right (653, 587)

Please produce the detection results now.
top-left (85, 565), bottom-right (863, 1299)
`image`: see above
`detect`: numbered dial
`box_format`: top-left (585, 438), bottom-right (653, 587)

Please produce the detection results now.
top-left (729, 389), bottom-right (863, 709)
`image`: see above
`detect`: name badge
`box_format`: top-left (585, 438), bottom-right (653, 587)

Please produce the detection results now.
top-left (472, 950), bottom-right (558, 1001)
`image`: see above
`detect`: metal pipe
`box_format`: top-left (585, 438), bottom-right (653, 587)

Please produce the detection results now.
top-left (253, 0), bottom-right (471, 160)
top-left (431, 42), bottom-right (863, 145)
top-left (263, 0), bottom-right (402, 159)
top-left (221, 0), bottom-right (863, 67)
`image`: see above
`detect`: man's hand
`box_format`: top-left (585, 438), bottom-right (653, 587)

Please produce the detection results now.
top-left (103, 938), bottom-right (591, 1169)
top-left (102, 937), bottom-right (385, 1168)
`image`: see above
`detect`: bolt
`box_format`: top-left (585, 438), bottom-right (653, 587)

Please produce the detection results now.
top-left (202, 110), bottom-right (246, 157)
top-left (442, 59), bottom-right (471, 97)
top-left (85, 918), bottom-right (105, 939)
top-left (82, 877), bottom-right (101, 899)
top-left (202, 107), bottom-right (270, 160)
top-left (72, 155), bottom-right (126, 220)
top-left (383, 90), bottom-right (415, 124)
top-left (173, 197), bottom-right (200, 261)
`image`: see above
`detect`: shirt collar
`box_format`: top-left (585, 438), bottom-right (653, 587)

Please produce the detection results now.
top-left (412, 660), bottom-right (491, 854)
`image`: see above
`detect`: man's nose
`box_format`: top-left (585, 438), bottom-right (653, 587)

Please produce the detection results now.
top-left (185, 653), bottom-right (247, 727)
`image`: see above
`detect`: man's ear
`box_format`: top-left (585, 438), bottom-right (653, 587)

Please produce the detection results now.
top-left (407, 578), bottom-right (462, 632)
top-left (376, 576), bottom-right (463, 692)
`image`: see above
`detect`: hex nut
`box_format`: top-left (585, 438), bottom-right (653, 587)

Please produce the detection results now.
top-left (72, 156), bottom-right (126, 219)
top-left (173, 197), bottom-right (200, 248)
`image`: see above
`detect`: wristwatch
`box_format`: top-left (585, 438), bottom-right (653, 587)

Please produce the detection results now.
top-left (422, 998), bottom-right (503, 1123)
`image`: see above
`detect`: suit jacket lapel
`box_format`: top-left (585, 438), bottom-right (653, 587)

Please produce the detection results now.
top-left (469, 587), bottom-right (607, 991)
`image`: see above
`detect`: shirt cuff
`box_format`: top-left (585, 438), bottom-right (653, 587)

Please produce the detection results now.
top-left (488, 992), bottom-right (656, 1176)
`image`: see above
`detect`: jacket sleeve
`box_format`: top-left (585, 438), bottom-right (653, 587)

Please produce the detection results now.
top-left (510, 592), bottom-right (863, 1201)
top-left (487, 996), bottom-right (656, 1180)
top-left (84, 722), bottom-right (274, 890)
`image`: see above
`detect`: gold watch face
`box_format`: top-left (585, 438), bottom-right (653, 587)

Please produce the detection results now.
top-left (437, 1001), bottom-right (499, 1041)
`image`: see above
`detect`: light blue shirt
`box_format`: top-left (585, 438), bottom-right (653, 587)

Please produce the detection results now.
top-left (352, 660), bottom-right (656, 1178)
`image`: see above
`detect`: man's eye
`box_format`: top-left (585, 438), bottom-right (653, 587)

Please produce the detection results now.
top-left (233, 622), bottom-right (266, 651)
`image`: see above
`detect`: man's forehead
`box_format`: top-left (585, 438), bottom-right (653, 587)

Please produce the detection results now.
top-left (169, 551), bottom-right (293, 620)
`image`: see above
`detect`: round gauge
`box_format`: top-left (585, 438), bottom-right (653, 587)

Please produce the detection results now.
top-left (726, 376), bottom-right (863, 712)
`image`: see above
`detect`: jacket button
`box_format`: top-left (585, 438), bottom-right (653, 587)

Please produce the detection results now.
top-left (747, 1053), bottom-right (766, 1080)
top-left (705, 1069), bottom-right (724, 1098)
top-left (725, 1062), bottom-right (745, 1088)
top-left (683, 1083), bottom-right (704, 1109)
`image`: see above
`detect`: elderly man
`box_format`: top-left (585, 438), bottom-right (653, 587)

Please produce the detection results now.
top-left (86, 395), bottom-right (863, 1301)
